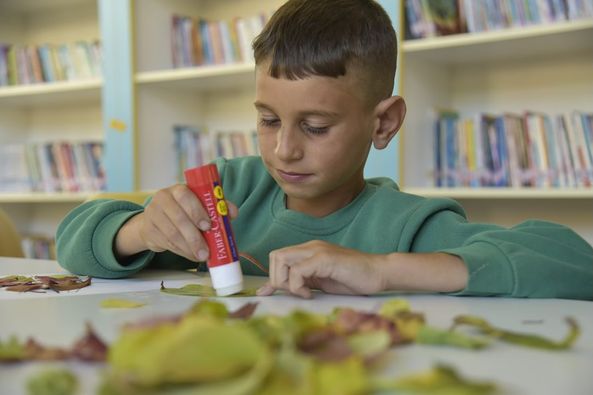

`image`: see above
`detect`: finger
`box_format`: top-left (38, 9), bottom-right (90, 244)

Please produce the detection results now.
top-left (148, 204), bottom-right (199, 261)
top-left (227, 201), bottom-right (239, 220)
top-left (268, 251), bottom-right (290, 290)
top-left (256, 282), bottom-right (275, 296)
top-left (160, 189), bottom-right (209, 260)
top-left (171, 185), bottom-right (212, 231)
top-left (146, 218), bottom-right (194, 261)
top-left (288, 263), bottom-right (315, 299)
top-left (288, 255), bottom-right (337, 298)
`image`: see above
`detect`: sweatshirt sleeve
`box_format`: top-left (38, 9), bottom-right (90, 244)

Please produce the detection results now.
top-left (56, 199), bottom-right (155, 278)
top-left (409, 204), bottom-right (593, 300)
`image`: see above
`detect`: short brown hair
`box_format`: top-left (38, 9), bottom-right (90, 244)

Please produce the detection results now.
top-left (253, 0), bottom-right (397, 105)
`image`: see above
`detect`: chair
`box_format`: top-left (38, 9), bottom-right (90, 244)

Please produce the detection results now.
top-left (0, 207), bottom-right (25, 257)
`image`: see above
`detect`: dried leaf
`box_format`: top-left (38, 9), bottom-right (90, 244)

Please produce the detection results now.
top-left (1, 323), bottom-right (105, 363)
top-left (0, 336), bottom-right (27, 361)
top-left (160, 281), bottom-right (257, 297)
top-left (416, 326), bottom-right (490, 349)
top-left (160, 282), bottom-right (216, 297)
top-left (0, 274), bottom-right (91, 293)
top-left (347, 330), bottom-right (391, 361)
top-left (24, 339), bottom-right (70, 361)
top-left (5, 283), bottom-right (46, 292)
top-left (185, 299), bottom-right (229, 320)
top-left (379, 298), bottom-right (412, 317)
top-left (333, 308), bottom-right (406, 345)
top-left (298, 328), bottom-right (353, 362)
top-left (100, 299), bottom-right (146, 309)
top-left (228, 302), bottom-right (259, 319)
top-left (46, 276), bottom-right (91, 292)
top-left (107, 315), bottom-right (270, 387)
top-left (71, 323), bottom-right (108, 362)
top-left (27, 368), bottom-right (78, 395)
top-left (452, 315), bottom-right (580, 350)
top-left (382, 364), bottom-right (497, 395)
top-left (0, 275), bottom-right (33, 287)
top-left (314, 357), bottom-right (370, 395)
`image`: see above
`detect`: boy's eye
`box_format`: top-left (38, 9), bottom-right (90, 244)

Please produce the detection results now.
top-left (302, 123), bottom-right (328, 135)
top-left (259, 118), bottom-right (280, 127)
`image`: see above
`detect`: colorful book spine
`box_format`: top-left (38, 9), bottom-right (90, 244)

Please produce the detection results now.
top-left (432, 110), bottom-right (593, 188)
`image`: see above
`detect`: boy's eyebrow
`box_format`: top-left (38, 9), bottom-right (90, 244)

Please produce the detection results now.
top-left (254, 101), bottom-right (339, 118)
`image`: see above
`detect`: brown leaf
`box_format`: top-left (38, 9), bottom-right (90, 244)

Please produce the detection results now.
top-left (71, 323), bottom-right (108, 361)
top-left (228, 302), bottom-right (259, 319)
top-left (0, 276), bottom-right (33, 287)
top-left (298, 328), bottom-right (353, 362)
top-left (24, 339), bottom-right (71, 361)
top-left (122, 315), bottom-right (183, 332)
top-left (5, 283), bottom-right (47, 293)
top-left (48, 276), bottom-right (91, 292)
top-left (334, 308), bottom-right (406, 345)
top-left (35, 275), bottom-right (80, 285)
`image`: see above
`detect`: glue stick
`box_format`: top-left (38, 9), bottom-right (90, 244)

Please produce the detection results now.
top-left (184, 164), bottom-right (243, 296)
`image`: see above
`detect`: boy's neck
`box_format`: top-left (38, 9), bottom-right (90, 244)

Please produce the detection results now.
top-left (285, 178), bottom-right (366, 218)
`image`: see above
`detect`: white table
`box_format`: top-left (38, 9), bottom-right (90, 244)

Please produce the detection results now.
top-left (1, 257), bottom-right (592, 395)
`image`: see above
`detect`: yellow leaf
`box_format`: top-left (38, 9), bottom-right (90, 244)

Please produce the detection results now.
top-left (100, 299), bottom-right (146, 309)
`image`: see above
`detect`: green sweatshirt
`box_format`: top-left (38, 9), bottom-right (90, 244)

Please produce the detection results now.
top-left (56, 156), bottom-right (593, 299)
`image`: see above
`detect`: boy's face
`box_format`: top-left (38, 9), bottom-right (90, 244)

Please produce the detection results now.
top-left (254, 63), bottom-right (376, 217)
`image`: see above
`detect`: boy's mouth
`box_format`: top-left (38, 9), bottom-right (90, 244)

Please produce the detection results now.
top-left (276, 169), bottom-right (313, 183)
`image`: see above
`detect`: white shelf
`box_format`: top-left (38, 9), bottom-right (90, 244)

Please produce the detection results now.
top-left (0, 79), bottom-right (102, 107)
top-left (0, 192), bottom-right (91, 204)
top-left (402, 19), bottom-right (593, 65)
top-left (135, 63), bottom-right (256, 92)
top-left (0, 0), bottom-right (94, 13)
top-left (403, 187), bottom-right (593, 200)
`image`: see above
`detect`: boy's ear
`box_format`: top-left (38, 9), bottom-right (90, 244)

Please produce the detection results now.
top-left (371, 96), bottom-right (406, 150)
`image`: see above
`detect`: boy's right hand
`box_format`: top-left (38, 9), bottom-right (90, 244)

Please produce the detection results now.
top-left (114, 184), bottom-right (238, 262)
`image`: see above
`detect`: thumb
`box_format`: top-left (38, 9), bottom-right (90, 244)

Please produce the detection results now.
top-left (256, 282), bottom-right (275, 296)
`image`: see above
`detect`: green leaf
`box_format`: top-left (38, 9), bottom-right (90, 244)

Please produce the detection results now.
top-left (160, 282), bottom-right (257, 297)
top-left (452, 315), bottom-right (580, 350)
top-left (0, 336), bottom-right (26, 361)
top-left (347, 330), bottom-right (391, 359)
top-left (376, 364), bottom-right (496, 395)
top-left (314, 357), bottom-right (370, 395)
top-left (107, 315), bottom-right (268, 388)
top-left (416, 326), bottom-right (490, 350)
top-left (27, 368), bottom-right (78, 395)
top-left (100, 299), bottom-right (146, 309)
top-left (258, 343), bottom-right (316, 395)
top-left (379, 298), bottom-right (411, 317)
top-left (185, 299), bottom-right (229, 320)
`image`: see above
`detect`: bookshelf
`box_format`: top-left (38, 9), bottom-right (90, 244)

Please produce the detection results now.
top-left (397, 0), bottom-right (593, 244)
top-left (131, 0), bottom-right (284, 190)
top-left (0, 0), bottom-right (102, 256)
top-left (1, 0), bottom-right (591, 257)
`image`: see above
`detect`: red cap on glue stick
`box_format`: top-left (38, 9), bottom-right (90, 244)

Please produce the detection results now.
top-left (184, 164), bottom-right (243, 296)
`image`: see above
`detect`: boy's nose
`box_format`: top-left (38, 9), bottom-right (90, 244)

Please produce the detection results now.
top-left (275, 125), bottom-right (304, 162)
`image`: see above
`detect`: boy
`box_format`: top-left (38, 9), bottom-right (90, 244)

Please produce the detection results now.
top-left (56, 0), bottom-right (593, 300)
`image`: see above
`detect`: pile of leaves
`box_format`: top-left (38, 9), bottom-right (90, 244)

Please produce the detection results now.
top-left (1, 297), bottom-right (580, 395)
top-left (0, 323), bottom-right (107, 363)
top-left (96, 298), bottom-right (579, 395)
top-left (0, 275), bottom-right (91, 293)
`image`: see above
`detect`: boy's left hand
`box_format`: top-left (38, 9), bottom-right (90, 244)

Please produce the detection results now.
top-left (256, 240), bottom-right (385, 298)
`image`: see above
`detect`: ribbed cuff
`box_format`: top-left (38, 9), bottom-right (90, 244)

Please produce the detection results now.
top-left (92, 210), bottom-right (155, 276)
top-left (441, 241), bottom-right (515, 296)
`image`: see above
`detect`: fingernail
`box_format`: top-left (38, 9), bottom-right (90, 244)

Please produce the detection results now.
top-left (256, 286), bottom-right (270, 296)
top-left (198, 220), bottom-right (210, 231)
top-left (197, 249), bottom-right (208, 261)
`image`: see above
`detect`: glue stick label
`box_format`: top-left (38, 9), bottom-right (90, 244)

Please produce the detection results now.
top-left (184, 164), bottom-right (239, 268)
